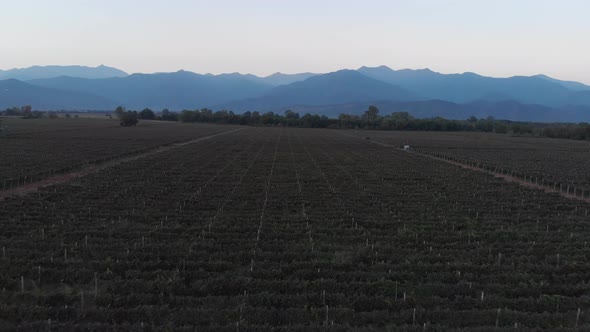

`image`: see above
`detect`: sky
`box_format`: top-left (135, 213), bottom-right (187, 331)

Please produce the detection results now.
top-left (1, 0), bottom-right (589, 83)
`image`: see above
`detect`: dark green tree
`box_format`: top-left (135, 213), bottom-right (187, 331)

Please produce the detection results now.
top-left (119, 111), bottom-right (138, 127)
top-left (139, 108), bottom-right (155, 120)
top-left (160, 109), bottom-right (179, 121)
top-left (365, 105), bottom-right (380, 123)
top-left (114, 106), bottom-right (125, 118)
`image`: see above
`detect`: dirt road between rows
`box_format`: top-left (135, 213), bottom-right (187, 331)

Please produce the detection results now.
top-left (345, 133), bottom-right (590, 205)
top-left (0, 128), bottom-right (242, 200)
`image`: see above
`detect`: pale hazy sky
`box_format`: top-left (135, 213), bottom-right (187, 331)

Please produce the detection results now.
top-left (2, 0), bottom-right (589, 83)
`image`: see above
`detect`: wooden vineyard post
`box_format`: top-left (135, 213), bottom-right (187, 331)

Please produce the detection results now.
top-left (576, 308), bottom-right (581, 328)
top-left (94, 273), bottom-right (98, 299)
top-left (21, 276), bottom-right (24, 294)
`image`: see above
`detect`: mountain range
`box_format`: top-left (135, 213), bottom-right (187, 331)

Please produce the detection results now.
top-left (0, 65), bottom-right (128, 81)
top-left (1, 64), bottom-right (590, 122)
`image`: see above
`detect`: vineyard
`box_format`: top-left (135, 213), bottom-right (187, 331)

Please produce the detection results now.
top-left (347, 130), bottom-right (590, 193)
top-left (0, 117), bottom-right (236, 187)
top-left (1, 121), bottom-right (589, 330)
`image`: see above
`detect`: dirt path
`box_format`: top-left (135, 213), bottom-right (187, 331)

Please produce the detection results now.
top-left (0, 128), bottom-right (243, 201)
top-left (345, 133), bottom-right (590, 205)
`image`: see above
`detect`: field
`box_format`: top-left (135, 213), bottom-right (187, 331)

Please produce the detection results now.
top-left (1, 119), bottom-right (590, 330)
top-left (346, 130), bottom-right (590, 194)
top-left (0, 117), bottom-right (236, 186)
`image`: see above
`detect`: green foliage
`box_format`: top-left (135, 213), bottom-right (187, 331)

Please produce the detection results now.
top-left (21, 105), bottom-right (32, 115)
top-left (364, 105), bottom-right (380, 124)
top-left (119, 111), bottom-right (138, 127)
top-left (114, 106), bottom-right (125, 118)
top-left (20, 105), bottom-right (44, 119)
top-left (511, 123), bottom-right (534, 135)
top-left (114, 106), bottom-right (138, 126)
top-left (159, 109), bottom-right (179, 121)
top-left (4, 107), bottom-right (21, 116)
top-left (139, 108), bottom-right (155, 120)
top-left (540, 122), bottom-right (590, 140)
top-left (108, 103), bottom-right (590, 141)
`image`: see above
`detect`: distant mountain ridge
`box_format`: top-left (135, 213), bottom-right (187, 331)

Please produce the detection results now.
top-left (357, 65), bottom-right (590, 107)
top-left (27, 70), bottom-right (272, 110)
top-left (0, 79), bottom-right (117, 110)
top-left (533, 74), bottom-right (590, 92)
top-left (219, 70), bottom-right (414, 112)
top-left (0, 65), bottom-right (128, 80)
top-left (1, 64), bottom-right (590, 122)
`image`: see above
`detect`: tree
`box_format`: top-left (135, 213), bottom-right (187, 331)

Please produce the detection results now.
top-left (4, 107), bottom-right (20, 116)
top-left (21, 105), bottom-right (32, 115)
top-left (115, 106), bottom-right (125, 118)
top-left (364, 105), bottom-right (380, 123)
top-left (160, 109), bottom-right (178, 121)
top-left (179, 110), bottom-right (198, 123)
top-left (261, 112), bottom-right (276, 126)
top-left (251, 111), bottom-right (261, 125)
top-left (139, 108), bottom-right (155, 120)
top-left (284, 110), bottom-right (300, 127)
top-left (240, 111), bottom-right (252, 125)
top-left (20, 105), bottom-right (40, 119)
top-left (119, 111), bottom-right (138, 127)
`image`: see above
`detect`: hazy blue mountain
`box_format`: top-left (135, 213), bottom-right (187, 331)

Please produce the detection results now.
top-left (0, 79), bottom-right (116, 110)
top-left (0, 65), bottom-right (128, 80)
top-left (534, 74), bottom-right (590, 91)
top-left (261, 72), bottom-right (318, 86)
top-left (357, 65), bottom-right (589, 107)
top-left (214, 72), bottom-right (316, 86)
top-left (214, 72), bottom-right (269, 86)
top-left (29, 71), bottom-right (273, 110)
top-left (12, 64), bottom-right (590, 122)
top-left (220, 70), bottom-right (415, 111)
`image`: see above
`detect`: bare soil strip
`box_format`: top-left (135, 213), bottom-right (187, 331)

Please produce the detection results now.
top-left (348, 134), bottom-right (590, 205)
top-left (0, 128), bottom-right (243, 200)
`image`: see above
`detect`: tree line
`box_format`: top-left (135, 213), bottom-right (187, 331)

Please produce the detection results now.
top-left (3, 105), bottom-right (590, 141)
